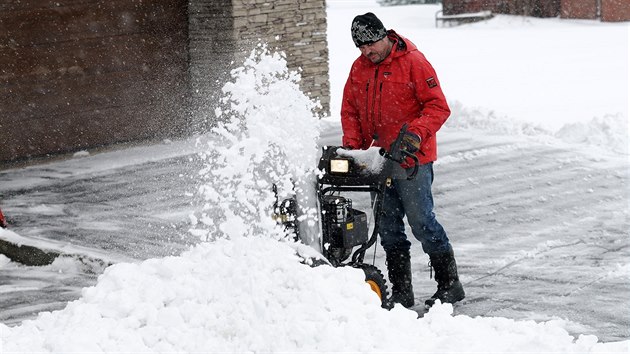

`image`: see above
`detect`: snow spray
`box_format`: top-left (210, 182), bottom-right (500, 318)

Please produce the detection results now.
top-left (190, 44), bottom-right (321, 247)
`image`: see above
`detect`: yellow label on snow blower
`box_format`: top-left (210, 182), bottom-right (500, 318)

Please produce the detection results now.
top-left (346, 222), bottom-right (354, 230)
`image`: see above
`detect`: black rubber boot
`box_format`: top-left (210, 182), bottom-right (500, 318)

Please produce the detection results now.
top-left (386, 249), bottom-right (415, 308)
top-left (425, 248), bottom-right (465, 308)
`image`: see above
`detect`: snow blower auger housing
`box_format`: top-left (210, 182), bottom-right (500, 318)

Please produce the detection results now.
top-left (274, 125), bottom-right (419, 308)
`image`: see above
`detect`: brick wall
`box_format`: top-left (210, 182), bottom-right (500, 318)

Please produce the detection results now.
top-left (561, 0), bottom-right (598, 19)
top-left (442, 0), bottom-right (560, 17)
top-left (443, 0), bottom-right (628, 21)
top-left (601, 0), bottom-right (630, 21)
top-left (560, 0), bottom-right (630, 21)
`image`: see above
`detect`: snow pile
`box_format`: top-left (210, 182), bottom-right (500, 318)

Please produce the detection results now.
top-left (2, 235), bottom-right (627, 353)
top-left (189, 45), bottom-right (321, 242)
top-left (445, 100), bottom-right (553, 137)
top-left (445, 102), bottom-right (629, 155)
top-left (0, 237), bottom-right (375, 353)
top-left (555, 114), bottom-right (628, 155)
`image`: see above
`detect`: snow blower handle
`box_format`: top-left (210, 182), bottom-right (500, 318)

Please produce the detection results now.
top-left (381, 124), bottom-right (419, 180)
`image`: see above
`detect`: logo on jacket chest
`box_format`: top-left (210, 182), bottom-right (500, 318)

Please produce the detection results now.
top-left (383, 72), bottom-right (392, 77)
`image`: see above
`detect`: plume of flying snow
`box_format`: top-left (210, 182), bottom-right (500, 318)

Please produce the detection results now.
top-left (189, 45), bottom-right (321, 244)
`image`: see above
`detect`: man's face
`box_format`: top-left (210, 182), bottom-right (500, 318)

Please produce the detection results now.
top-left (359, 37), bottom-right (392, 64)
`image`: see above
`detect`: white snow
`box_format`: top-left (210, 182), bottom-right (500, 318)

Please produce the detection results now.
top-left (336, 146), bottom-right (388, 174)
top-left (1, 236), bottom-right (626, 353)
top-left (1, 1), bottom-right (629, 353)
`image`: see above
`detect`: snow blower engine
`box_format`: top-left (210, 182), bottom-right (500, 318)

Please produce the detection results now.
top-left (274, 124), bottom-right (419, 308)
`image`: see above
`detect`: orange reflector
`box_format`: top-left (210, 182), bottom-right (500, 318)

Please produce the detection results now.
top-left (366, 280), bottom-right (382, 299)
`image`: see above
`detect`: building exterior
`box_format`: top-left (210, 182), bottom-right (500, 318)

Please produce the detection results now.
top-left (0, 0), bottom-right (329, 164)
top-left (441, 0), bottom-right (561, 17)
top-left (188, 0), bottom-right (329, 131)
top-left (600, 0), bottom-right (630, 21)
top-left (561, 0), bottom-right (630, 22)
top-left (442, 0), bottom-right (630, 21)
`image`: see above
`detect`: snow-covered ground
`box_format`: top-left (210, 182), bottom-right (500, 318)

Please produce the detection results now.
top-left (1, 1), bottom-right (629, 353)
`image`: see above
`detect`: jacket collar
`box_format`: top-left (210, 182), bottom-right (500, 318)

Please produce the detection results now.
top-left (358, 29), bottom-right (418, 67)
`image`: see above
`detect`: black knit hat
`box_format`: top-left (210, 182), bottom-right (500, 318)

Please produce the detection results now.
top-left (351, 12), bottom-right (387, 47)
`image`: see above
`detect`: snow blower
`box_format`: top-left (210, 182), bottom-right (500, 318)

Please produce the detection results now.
top-left (274, 125), bottom-right (419, 308)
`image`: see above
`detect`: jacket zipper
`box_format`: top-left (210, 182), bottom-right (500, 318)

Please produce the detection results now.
top-left (365, 81), bottom-right (370, 127)
top-left (370, 68), bottom-right (379, 135)
top-left (378, 81), bottom-right (383, 132)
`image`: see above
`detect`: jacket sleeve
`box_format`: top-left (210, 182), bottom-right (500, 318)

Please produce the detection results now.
top-left (340, 69), bottom-right (363, 149)
top-left (407, 54), bottom-right (451, 141)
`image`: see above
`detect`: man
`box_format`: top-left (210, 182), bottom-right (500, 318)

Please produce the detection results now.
top-left (341, 12), bottom-right (464, 309)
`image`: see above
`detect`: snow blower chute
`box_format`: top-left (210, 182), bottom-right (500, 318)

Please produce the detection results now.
top-left (274, 125), bottom-right (419, 308)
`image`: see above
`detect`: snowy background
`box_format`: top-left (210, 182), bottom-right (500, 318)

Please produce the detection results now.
top-left (1, 1), bottom-right (629, 352)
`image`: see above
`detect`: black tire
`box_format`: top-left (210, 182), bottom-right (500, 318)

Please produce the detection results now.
top-left (325, 247), bottom-right (353, 266)
top-left (355, 263), bottom-right (389, 308)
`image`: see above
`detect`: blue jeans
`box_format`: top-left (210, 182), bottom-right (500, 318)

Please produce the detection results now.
top-left (377, 163), bottom-right (451, 255)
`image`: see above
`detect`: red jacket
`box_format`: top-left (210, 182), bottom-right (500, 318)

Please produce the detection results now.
top-left (341, 30), bottom-right (450, 165)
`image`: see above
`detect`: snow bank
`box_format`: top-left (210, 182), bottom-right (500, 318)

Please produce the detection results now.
top-left (2, 236), bottom-right (627, 353)
top-left (447, 102), bottom-right (629, 155)
top-left (555, 114), bottom-right (628, 155)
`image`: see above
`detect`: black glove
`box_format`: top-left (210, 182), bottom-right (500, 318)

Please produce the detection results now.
top-left (400, 132), bottom-right (421, 154)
